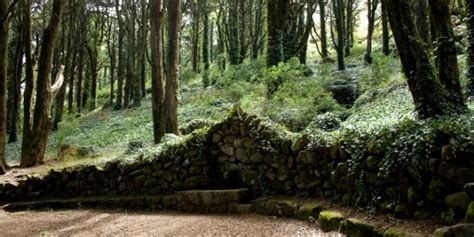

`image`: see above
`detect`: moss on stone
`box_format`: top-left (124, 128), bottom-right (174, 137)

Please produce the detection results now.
top-left (340, 218), bottom-right (376, 237)
top-left (319, 210), bottom-right (344, 232)
top-left (466, 201), bottom-right (474, 223)
top-left (280, 200), bottom-right (298, 217)
top-left (445, 191), bottom-right (472, 215)
top-left (296, 202), bottom-right (323, 220)
top-left (383, 228), bottom-right (421, 237)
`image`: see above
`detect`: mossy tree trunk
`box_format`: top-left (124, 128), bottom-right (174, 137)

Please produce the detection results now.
top-left (202, 0), bottom-right (210, 88)
top-left (115, 0), bottom-right (125, 110)
top-left (7, 14), bottom-right (23, 143)
top-left (429, 0), bottom-right (466, 107)
top-left (20, 0), bottom-right (65, 167)
top-left (0, 0), bottom-right (9, 174)
top-left (150, 0), bottom-right (165, 143)
top-left (385, 0), bottom-right (467, 119)
top-left (466, 0), bottom-right (474, 97)
top-left (381, 0), bottom-right (390, 56)
top-left (267, 0), bottom-right (288, 67)
top-left (164, 0), bottom-right (181, 134)
top-left (364, 0), bottom-right (378, 64)
top-left (319, 0), bottom-right (330, 62)
top-left (333, 0), bottom-right (346, 70)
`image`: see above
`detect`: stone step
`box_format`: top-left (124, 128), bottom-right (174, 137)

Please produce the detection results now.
top-left (162, 188), bottom-right (250, 213)
top-left (2, 188), bottom-right (250, 214)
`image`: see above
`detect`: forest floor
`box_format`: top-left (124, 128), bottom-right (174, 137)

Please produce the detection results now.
top-left (0, 209), bottom-right (341, 236)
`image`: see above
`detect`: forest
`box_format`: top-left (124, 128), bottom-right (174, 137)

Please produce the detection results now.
top-left (0, 0), bottom-right (473, 236)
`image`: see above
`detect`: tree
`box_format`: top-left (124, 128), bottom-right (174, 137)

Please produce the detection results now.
top-left (202, 0), bottom-right (210, 87)
top-left (21, 0), bottom-right (65, 167)
top-left (267, 0), bottom-right (289, 67)
top-left (164, 0), bottom-right (182, 134)
top-left (332, 0), bottom-right (346, 70)
top-left (385, 0), bottom-right (467, 119)
top-left (0, 0), bottom-right (9, 174)
top-left (115, 0), bottom-right (125, 110)
top-left (364, 0), bottom-right (379, 64)
top-left (150, 0), bottom-right (165, 143)
top-left (466, 0), bottom-right (474, 97)
top-left (381, 0), bottom-right (390, 55)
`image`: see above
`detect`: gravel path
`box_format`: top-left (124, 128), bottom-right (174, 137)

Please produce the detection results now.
top-left (0, 209), bottom-right (343, 236)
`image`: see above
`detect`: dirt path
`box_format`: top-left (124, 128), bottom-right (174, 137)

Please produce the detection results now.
top-left (0, 209), bottom-right (343, 236)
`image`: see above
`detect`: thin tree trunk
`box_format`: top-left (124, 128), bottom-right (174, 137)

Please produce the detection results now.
top-left (164, 0), bottom-right (181, 134)
top-left (21, 0), bottom-right (65, 167)
top-left (319, 0), bottom-right (329, 62)
top-left (115, 0), bottom-right (125, 110)
top-left (364, 0), bottom-right (378, 64)
top-left (7, 21), bottom-right (23, 143)
top-left (202, 0), bottom-right (210, 87)
top-left (381, 0), bottom-right (390, 55)
top-left (0, 0), bottom-right (9, 174)
top-left (467, 0), bottom-right (474, 97)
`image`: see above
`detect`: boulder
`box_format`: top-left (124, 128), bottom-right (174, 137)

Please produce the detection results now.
top-left (340, 218), bottom-right (377, 237)
top-left (319, 210), bottom-right (344, 232)
top-left (445, 192), bottom-right (472, 215)
top-left (434, 224), bottom-right (474, 237)
top-left (466, 202), bottom-right (474, 223)
top-left (437, 162), bottom-right (474, 189)
top-left (464, 183), bottom-right (474, 199)
top-left (296, 202), bottom-right (323, 220)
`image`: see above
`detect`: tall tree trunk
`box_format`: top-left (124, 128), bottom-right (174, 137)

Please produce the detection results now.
top-left (202, 0), bottom-right (210, 87)
top-left (21, 0), bottom-right (34, 164)
top-left (164, 0), bottom-right (181, 134)
top-left (333, 0), bottom-right (346, 70)
top-left (364, 0), bottom-right (378, 64)
top-left (0, 0), bottom-right (9, 174)
top-left (429, 0), bottom-right (466, 107)
top-left (150, 0), bottom-right (165, 143)
top-left (381, 0), bottom-right (390, 55)
top-left (7, 21), bottom-right (23, 143)
top-left (191, 1), bottom-right (200, 72)
top-left (467, 0), bottom-right (474, 97)
top-left (410, 0), bottom-right (432, 47)
top-left (115, 0), bottom-right (125, 110)
top-left (228, 1), bottom-right (240, 65)
top-left (267, 0), bottom-right (287, 67)
top-left (21, 0), bottom-right (65, 167)
top-left (385, 0), bottom-right (467, 119)
top-left (319, 0), bottom-right (329, 62)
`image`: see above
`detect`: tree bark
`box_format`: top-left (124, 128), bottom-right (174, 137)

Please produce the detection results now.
top-left (319, 0), bottom-right (329, 62)
top-left (333, 0), bottom-right (346, 70)
top-left (150, 0), bottom-right (165, 143)
top-left (21, 0), bottom-right (65, 167)
top-left (0, 0), bottom-right (9, 174)
top-left (381, 0), bottom-right (390, 55)
top-left (7, 18), bottom-right (22, 143)
top-left (429, 0), bottom-right (466, 108)
top-left (385, 0), bottom-right (467, 119)
top-left (202, 0), bottom-right (210, 87)
top-left (467, 0), bottom-right (474, 97)
top-left (164, 0), bottom-right (181, 134)
top-left (115, 0), bottom-right (125, 110)
top-left (364, 0), bottom-right (378, 64)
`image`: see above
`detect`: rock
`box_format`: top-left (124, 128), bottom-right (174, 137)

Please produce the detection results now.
top-left (465, 183), bottom-right (474, 199)
top-left (407, 186), bottom-right (422, 207)
top-left (394, 205), bottom-right (411, 219)
top-left (161, 134), bottom-right (179, 143)
top-left (127, 141), bottom-right (144, 154)
top-left (235, 148), bottom-right (248, 162)
top-left (212, 133), bottom-right (222, 143)
top-left (327, 79), bottom-right (358, 106)
top-left (249, 153), bottom-right (263, 163)
top-left (384, 228), bottom-right (422, 237)
top-left (296, 150), bottom-right (314, 164)
top-left (427, 177), bottom-right (456, 205)
top-left (281, 140), bottom-right (292, 155)
top-left (265, 169), bottom-right (276, 181)
top-left (340, 218), bottom-right (376, 237)
top-left (240, 170), bottom-right (258, 185)
top-left (296, 202), bottom-right (323, 220)
top-left (277, 167), bottom-right (289, 182)
top-left (445, 192), bottom-right (472, 215)
top-left (434, 224), bottom-right (474, 237)
top-left (291, 134), bottom-right (309, 154)
top-left (221, 144), bottom-right (234, 156)
top-left (134, 175), bottom-right (147, 189)
top-left (438, 162), bottom-right (474, 189)
top-left (143, 178), bottom-right (159, 188)
top-left (280, 200), bottom-right (298, 217)
top-left (366, 156), bottom-right (380, 171)
top-left (142, 166), bottom-right (152, 175)
top-left (466, 202), bottom-right (474, 223)
top-left (319, 211), bottom-right (344, 232)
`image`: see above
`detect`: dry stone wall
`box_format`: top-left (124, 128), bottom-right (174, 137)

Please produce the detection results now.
top-left (1, 107), bottom-right (473, 222)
